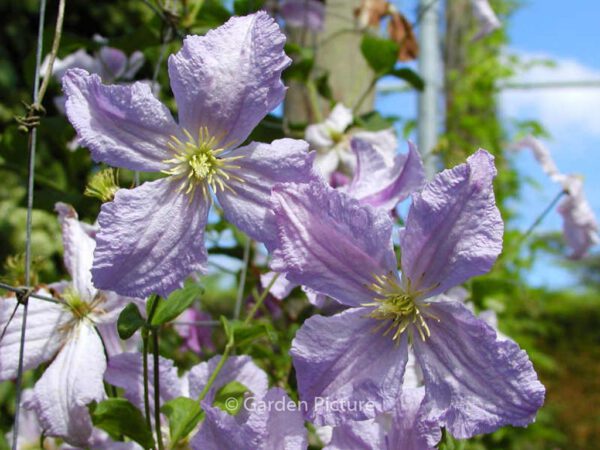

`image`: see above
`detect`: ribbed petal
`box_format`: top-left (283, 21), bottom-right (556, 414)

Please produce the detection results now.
top-left (260, 272), bottom-right (296, 300)
top-left (55, 202), bottom-right (96, 301)
top-left (168, 12), bottom-right (290, 149)
top-left (471, 0), bottom-right (501, 40)
top-left (28, 322), bottom-right (107, 447)
top-left (104, 352), bottom-right (183, 415)
top-left (216, 139), bottom-right (317, 248)
top-left (413, 301), bottom-right (545, 438)
top-left (0, 292), bottom-right (69, 381)
top-left (188, 355), bottom-right (268, 404)
top-left (347, 139), bottom-right (425, 210)
top-left (192, 388), bottom-right (306, 450)
top-left (291, 307), bottom-right (408, 425)
top-left (400, 150), bottom-right (503, 297)
top-left (270, 181), bottom-right (397, 307)
top-left (63, 68), bottom-right (181, 171)
top-left (92, 178), bottom-right (210, 298)
top-left (352, 129), bottom-right (398, 164)
top-left (325, 419), bottom-right (385, 450)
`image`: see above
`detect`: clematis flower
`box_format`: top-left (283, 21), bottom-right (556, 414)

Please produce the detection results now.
top-left (174, 307), bottom-right (215, 355)
top-left (280, 0), bottom-right (326, 32)
top-left (0, 203), bottom-right (137, 447)
top-left (471, 0), bottom-right (501, 40)
top-left (63, 12), bottom-right (317, 298)
top-left (270, 150), bottom-right (545, 435)
top-left (513, 135), bottom-right (599, 258)
top-left (105, 352), bottom-right (306, 449)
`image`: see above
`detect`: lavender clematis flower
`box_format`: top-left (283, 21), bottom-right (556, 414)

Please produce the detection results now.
top-left (513, 135), bottom-right (599, 258)
top-left (471, 0), bottom-right (501, 40)
top-left (0, 203), bottom-right (136, 447)
top-left (63, 12), bottom-right (316, 298)
top-left (270, 150), bottom-right (545, 434)
top-left (280, 0), bottom-right (326, 31)
top-left (174, 307), bottom-right (215, 355)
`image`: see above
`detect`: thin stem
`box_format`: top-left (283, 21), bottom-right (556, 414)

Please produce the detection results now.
top-left (13, 0), bottom-right (48, 445)
top-left (234, 238), bottom-right (251, 320)
top-left (142, 330), bottom-right (152, 433)
top-left (36, 0), bottom-right (66, 107)
top-left (353, 76), bottom-right (377, 113)
top-left (196, 274), bottom-right (280, 403)
top-left (306, 79), bottom-right (323, 123)
top-left (518, 190), bottom-right (566, 246)
top-left (152, 328), bottom-right (165, 450)
top-left (0, 303), bottom-right (20, 345)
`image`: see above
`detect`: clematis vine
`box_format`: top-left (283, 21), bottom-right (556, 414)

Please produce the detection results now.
top-left (0, 203), bottom-right (137, 447)
top-left (62, 12), bottom-right (317, 298)
top-left (513, 135), bottom-right (599, 258)
top-left (269, 150), bottom-right (545, 436)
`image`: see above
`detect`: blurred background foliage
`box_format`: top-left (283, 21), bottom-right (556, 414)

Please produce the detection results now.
top-left (0, 0), bottom-right (598, 449)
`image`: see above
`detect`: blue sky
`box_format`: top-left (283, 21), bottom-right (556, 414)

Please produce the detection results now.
top-left (378, 0), bottom-right (600, 289)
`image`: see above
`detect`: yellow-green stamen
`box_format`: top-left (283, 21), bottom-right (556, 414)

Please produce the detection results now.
top-left (162, 127), bottom-right (244, 200)
top-left (363, 273), bottom-right (439, 342)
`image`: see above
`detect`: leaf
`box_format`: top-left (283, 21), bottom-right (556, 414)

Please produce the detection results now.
top-left (233, 0), bottom-right (265, 15)
top-left (213, 381), bottom-right (249, 416)
top-left (161, 397), bottom-right (203, 446)
top-left (230, 320), bottom-right (276, 347)
top-left (360, 34), bottom-right (399, 76)
top-left (355, 111), bottom-right (399, 131)
top-left (283, 43), bottom-right (315, 82)
top-left (89, 399), bottom-right (154, 449)
top-left (150, 283), bottom-right (204, 326)
top-left (389, 67), bottom-right (424, 91)
top-left (117, 303), bottom-right (145, 340)
top-left (315, 73), bottom-right (334, 101)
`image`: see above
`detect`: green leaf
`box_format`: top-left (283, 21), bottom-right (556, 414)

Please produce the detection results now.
top-left (315, 73), bottom-right (334, 101)
top-left (230, 320), bottom-right (276, 347)
top-left (283, 43), bottom-right (315, 82)
top-left (89, 399), bottom-right (154, 449)
top-left (150, 283), bottom-right (204, 326)
top-left (233, 0), bottom-right (265, 15)
top-left (117, 303), bottom-right (145, 340)
top-left (355, 111), bottom-right (399, 131)
top-left (161, 397), bottom-right (203, 446)
top-left (360, 34), bottom-right (399, 76)
top-left (213, 381), bottom-right (249, 415)
top-left (389, 68), bottom-right (424, 91)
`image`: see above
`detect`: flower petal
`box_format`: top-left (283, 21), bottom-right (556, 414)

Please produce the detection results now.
top-left (352, 129), bottom-right (398, 164)
top-left (192, 388), bottom-right (306, 450)
top-left (413, 301), bottom-right (545, 438)
top-left (0, 292), bottom-right (69, 381)
top-left (291, 307), bottom-right (408, 425)
top-left (347, 139), bottom-right (425, 210)
top-left (187, 355), bottom-right (268, 403)
top-left (104, 352), bottom-right (183, 414)
top-left (270, 181), bottom-right (396, 307)
top-left (325, 419), bottom-right (385, 450)
top-left (92, 178), bottom-right (210, 298)
top-left (471, 0), bottom-right (501, 40)
top-left (63, 68), bottom-right (181, 171)
top-left (216, 139), bottom-right (317, 248)
top-left (98, 47), bottom-right (128, 80)
top-left (260, 272), bottom-right (296, 300)
top-left (168, 12), bottom-right (290, 149)
top-left (27, 322), bottom-right (107, 447)
top-left (400, 150), bottom-right (503, 297)
top-left (280, 0), bottom-right (326, 31)
top-left (55, 202), bottom-right (96, 301)
top-left (512, 135), bottom-right (562, 182)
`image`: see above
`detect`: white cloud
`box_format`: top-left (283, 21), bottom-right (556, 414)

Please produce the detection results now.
top-left (501, 51), bottom-right (600, 138)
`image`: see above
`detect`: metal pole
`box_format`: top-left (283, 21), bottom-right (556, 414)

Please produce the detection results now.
top-left (417, 0), bottom-right (441, 178)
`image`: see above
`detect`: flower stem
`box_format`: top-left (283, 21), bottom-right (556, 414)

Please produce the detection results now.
top-left (234, 238), bottom-right (251, 320)
top-left (518, 189), bottom-right (566, 246)
top-left (353, 76), bottom-right (377, 113)
top-left (306, 79), bottom-right (324, 123)
top-left (153, 328), bottom-right (165, 450)
top-left (142, 329), bottom-right (152, 433)
top-left (197, 274), bottom-right (280, 402)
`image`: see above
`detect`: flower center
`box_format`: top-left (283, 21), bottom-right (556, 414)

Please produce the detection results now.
top-left (63, 287), bottom-right (93, 320)
top-left (162, 127), bottom-right (244, 200)
top-left (363, 273), bottom-right (438, 342)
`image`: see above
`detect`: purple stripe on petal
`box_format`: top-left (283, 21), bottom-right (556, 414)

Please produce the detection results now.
top-left (400, 149), bottom-right (503, 297)
top-left (347, 139), bottom-right (425, 211)
top-left (270, 181), bottom-right (397, 307)
top-left (291, 307), bottom-right (408, 426)
top-left (216, 139), bottom-right (317, 248)
top-left (92, 178), bottom-right (210, 298)
top-left (168, 12), bottom-right (291, 149)
top-left (414, 301), bottom-right (545, 438)
top-left (63, 68), bottom-right (181, 172)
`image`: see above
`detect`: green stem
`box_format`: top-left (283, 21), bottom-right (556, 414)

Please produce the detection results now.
top-left (353, 76), bottom-right (378, 114)
top-left (142, 330), bottom-right (152, 433)
top-left (234, 238), bottom-right (251, 320)
top-left (306, 79), bottom-right (323, 123)
top-left (197, 274), bottom-right (280, 402)
top-left (518, 190), bottom-right (566, 246)
top-left (153, 328), bottom-right (165, 450)
top-left (36, 0), bottom-right (66, 107)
